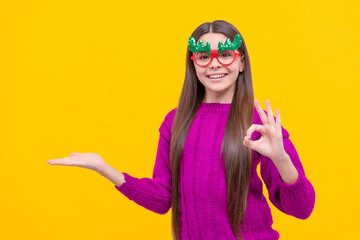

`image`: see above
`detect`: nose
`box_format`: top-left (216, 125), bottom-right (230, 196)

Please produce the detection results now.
top-left (209, 56), bottom-right (222, 68)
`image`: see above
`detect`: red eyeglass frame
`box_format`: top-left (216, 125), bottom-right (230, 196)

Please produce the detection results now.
top-left (191, 49), bottom-right (242, 67)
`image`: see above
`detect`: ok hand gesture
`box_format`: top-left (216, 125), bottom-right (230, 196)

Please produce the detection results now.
top-left (243, 99), bottom-right (287, 163)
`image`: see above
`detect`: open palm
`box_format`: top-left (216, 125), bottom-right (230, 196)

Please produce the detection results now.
top-left (47, 152), bottom-right (106, 172)
top-left (243, 99), bottom-right (286, 162)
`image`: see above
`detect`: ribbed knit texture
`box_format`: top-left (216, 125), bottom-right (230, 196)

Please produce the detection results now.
top-left (115, 103), bottom-right (316, 240)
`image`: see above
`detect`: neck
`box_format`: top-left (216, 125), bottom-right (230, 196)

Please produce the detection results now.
top-left (202, 94), bottom-right (233, 104)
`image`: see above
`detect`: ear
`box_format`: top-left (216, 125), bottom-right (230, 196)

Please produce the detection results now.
top-left (239, 57), bottom-right (245, 72)
top-left (240, 64), bottom-right (244, 72)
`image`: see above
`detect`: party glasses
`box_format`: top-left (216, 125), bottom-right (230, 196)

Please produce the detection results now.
top-left (191, 49), bottom-right (242, 67)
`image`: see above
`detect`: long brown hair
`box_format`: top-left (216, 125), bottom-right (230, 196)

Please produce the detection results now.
top-left (170, 20), bottom-right (254, 240)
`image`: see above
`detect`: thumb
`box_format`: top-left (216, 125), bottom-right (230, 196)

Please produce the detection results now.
top-left (243, 136), bottom-right (252, 148)
top-left (70, 152), bottom-right (81, 157)
top-left (243, 136), bottom-right (258, 150)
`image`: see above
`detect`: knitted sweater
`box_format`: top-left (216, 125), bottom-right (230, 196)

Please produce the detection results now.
top-left (115, 103), bottom-right (315, 240)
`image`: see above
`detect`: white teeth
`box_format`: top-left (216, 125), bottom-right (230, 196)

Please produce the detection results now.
top-left (208, 74), bottom-right (226, 79)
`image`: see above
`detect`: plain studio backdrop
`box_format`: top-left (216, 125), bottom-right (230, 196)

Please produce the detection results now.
top-left (0, 0), bottom-right (359, 239)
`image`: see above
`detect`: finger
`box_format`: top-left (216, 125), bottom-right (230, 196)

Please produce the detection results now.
top-left (246, 124), bottom-right (263, 138)
top-left (243, 135), bottom-right (252, 147)
top-left (47, 157), bottom-right (76, 166)
top-left (275, 109), bottom-right (281, 130)
top-left (254, 99), bottom-right (267, 125)
top-left (243, 135), bottom-right (262, 151)
top-left (265, 100), bottom-right (275, 125)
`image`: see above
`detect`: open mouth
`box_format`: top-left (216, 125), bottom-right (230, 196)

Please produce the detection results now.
top-left (206, 73), bottom-right (228, 81)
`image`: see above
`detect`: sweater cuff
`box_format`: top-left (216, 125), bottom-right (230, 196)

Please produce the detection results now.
top-left (115, 172), bottom-right (139, 200)
top-left (280, 173), bottom-right (308, 198)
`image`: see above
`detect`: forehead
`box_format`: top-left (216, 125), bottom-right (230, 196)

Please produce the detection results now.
top-left (197, 33), bottom-right (227, 50)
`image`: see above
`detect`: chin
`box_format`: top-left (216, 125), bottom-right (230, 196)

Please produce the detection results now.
top-left (207, 86), bottom-right (231, 93)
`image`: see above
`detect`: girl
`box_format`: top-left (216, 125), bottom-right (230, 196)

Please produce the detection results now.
top-left (47, 20), bottom-right (315, 240)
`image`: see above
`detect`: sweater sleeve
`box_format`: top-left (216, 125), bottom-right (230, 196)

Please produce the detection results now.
top-left (114, 108), bottom-right (176, 215)
top-left (255, 109), bottom-right (316, 220)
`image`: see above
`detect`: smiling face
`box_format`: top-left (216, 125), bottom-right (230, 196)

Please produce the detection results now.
top-left (194, 32), bottom-right (245, 103)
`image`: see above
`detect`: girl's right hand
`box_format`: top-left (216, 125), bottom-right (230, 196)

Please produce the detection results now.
top-left (47, 152), bottom-right (106, 173)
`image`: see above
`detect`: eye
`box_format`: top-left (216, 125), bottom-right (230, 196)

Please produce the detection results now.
top-left (200, 55), bottom-right (209, 60)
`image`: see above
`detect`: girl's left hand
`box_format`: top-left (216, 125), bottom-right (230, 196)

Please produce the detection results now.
top-left (243, 99), bottom-right (287, 163)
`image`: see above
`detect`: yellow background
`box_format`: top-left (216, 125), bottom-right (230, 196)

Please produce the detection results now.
top-left (1, 0), bottom-right (359, 239)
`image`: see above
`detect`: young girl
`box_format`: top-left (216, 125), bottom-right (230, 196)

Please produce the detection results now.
top-left (47, 20), bottom-right (315, 240)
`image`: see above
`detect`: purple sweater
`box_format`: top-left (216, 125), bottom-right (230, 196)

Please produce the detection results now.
top-left (116, 103), bottom-right (315, 240)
